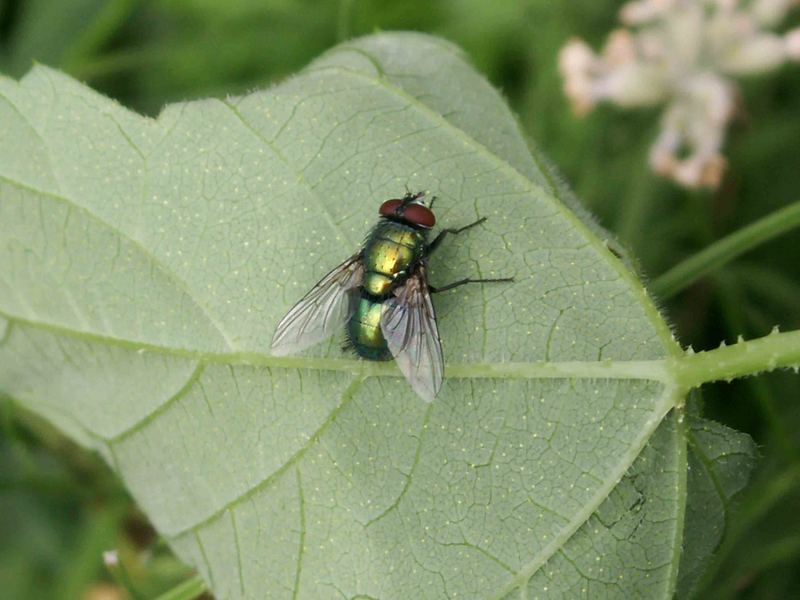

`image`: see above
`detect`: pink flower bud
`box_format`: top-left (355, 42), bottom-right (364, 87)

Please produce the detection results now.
top-left (719, 33), bottom-right (787, 73)
top-left (558, 0), bottom-right (800, 188)
top-left (786, 28), bottom-right (800, 60)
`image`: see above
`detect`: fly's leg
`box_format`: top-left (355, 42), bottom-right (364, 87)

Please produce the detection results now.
top-left (429, 276), bottom-right (514, 294)
top-left (427, 217), bottom-right (487, 254)
top-left (427, 215), bottom-right (512, 291)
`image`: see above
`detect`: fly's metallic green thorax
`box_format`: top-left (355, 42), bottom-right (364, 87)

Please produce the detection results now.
top-left (361, 221), bottom-right (427, 297)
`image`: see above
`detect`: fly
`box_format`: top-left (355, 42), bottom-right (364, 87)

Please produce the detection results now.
top-left (270, 191), bottom-right (513, 401)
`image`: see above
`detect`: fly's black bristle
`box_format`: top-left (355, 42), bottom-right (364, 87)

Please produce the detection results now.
top-left (341, 334), bottom-right (355, 354)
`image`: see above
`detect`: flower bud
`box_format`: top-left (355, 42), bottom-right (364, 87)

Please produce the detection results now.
top-left (559, 0), bottom-right (800, 188)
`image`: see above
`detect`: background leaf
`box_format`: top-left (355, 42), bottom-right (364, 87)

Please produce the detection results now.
top-left (0, 0), bottom-right (135, 77)
top-left (677, 413), bottom-right (759, 598)
top-left (0, 32), bottom-right (756, 598)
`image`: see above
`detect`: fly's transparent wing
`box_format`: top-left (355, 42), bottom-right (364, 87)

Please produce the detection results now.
top-left (271, 254), bottom-right (363, 356)
top-left (381, 266), bottom-right (444, 402)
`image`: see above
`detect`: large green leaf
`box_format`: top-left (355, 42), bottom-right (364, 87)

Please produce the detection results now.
top-left (0, 32), bottom-right (751, 598)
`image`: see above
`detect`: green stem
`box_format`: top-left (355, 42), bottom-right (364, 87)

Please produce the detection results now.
top-left (614, 138), bottom-right (659, 253)
top-left (672, 329), bottom-right (800, 391)
top-left (715, 272), bottom-right (797, 459)
top-left (651, 201), bottom-right (800, 299)
top-left (153, 574), bottom-right (207, 600)
top-left (63, 0), bottom-right (138, 73)
top-left (70, 46), bottom-right (160, 81)
top-left (106, 554), bottom-right (144, 600)
top-left (336, 0), bottom-right (355, 42)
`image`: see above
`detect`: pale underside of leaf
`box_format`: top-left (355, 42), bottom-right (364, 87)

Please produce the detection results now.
top-left (0, 32), bottom-right (726, 599)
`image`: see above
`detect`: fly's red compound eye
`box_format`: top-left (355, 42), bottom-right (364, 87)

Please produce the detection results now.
top-left (402, 203), bottom-right (436, 228)
top-left (379, 199), bottom-right (403, 217)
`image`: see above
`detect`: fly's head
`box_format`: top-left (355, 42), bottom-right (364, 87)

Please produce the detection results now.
top-left (379, 191), bottom-right (436, 229)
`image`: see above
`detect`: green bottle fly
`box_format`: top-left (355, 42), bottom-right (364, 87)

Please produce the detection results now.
top-left (271, 191), bottom-right (512, 402)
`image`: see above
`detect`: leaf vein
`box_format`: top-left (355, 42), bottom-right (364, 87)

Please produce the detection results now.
top-left (230, 509), bottom-right (246, 596)
top-left (665, 410), bottom-right (689, 599)
top-left (293, 467), bottom-right (306, 600)
top-left (219, 98), bottom-right (355, 250)
top-left (0, 174), bottom-right (236, 350)
top-left (488, 385), bottom-right (681, 599)
top-left (171, 376), bottom-right (364, 538)
top-left (365, 402), bottom-right (433, 528)
top-left (0, 310), bottom-right (673, 383)
top-left (109, 362), bottom-right (205, 444)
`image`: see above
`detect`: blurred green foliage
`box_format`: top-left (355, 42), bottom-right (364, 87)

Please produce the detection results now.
top-left (1, 0), bottom-right (798, 598)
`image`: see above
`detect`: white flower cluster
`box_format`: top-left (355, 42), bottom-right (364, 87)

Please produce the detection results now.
top-left (559, 0), bottom-right (800, 188)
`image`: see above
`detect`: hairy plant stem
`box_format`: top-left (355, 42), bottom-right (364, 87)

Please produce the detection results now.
top-left (671, 329), bottom-right (800, 392)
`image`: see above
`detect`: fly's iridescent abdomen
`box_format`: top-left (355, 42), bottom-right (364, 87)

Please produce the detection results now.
top-left (346, 296), bottom-right (391, 360)
top-left (346, 220), bottom-right (427, 360)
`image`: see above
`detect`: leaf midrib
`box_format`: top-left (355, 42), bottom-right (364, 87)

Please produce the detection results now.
top-left (0, 309), bottom-right (672, 383)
